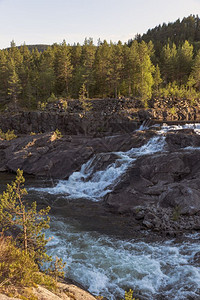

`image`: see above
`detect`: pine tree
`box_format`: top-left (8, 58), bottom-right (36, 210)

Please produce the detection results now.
top-left (48, 256), bottom-right (66, 283)
top-left (93, 40), bottom-right (112, 97)
top-left (79, 83), bottom-right (92, 112)
top-left (7, 59), bottom-right (22, 106)
top-left (0, 50), bottom-right (9, 98)
top-left (81, 38), bottom-right (96, 98)
top-left (108, 41), bottom-right (124, 97)
top-left (127, 40), bottom-right (140, 97)
top-left (71, 43), bottom-right (83, 97)
top-left (0, 169), bottom-right (51, 264)
top-left (37, 48), bottom-right (55, 100)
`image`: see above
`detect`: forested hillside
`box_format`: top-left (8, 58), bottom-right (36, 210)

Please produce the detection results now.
top-left (136, 15), bottom-right (200, 49)
top-left (1, 15), bottom-right (200, 111)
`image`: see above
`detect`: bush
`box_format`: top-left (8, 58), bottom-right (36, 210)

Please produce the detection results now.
top-left (0, 129), bottom-right (17, 141)
top-left (37, 101), bottom-right (47, 110)
top-left (47, 93), bottom-right (57, 103)
top-left (50, 129), bottom-right (63, 142)
top-left (122, 289), bottom-right (139, 300)
top-left (0, 234), bottom-right (56, 299)
top-left (0, 235), bottom-right (39, 287)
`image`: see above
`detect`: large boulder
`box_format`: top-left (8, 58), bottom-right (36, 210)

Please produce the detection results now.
top-left (104, 148), bottom-right (200, 217)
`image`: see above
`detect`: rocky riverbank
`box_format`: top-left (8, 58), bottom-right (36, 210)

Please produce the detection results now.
top-left (0, 124), bottom-right (200, 236)
top-left (0, 279), bottom-right (96, 300)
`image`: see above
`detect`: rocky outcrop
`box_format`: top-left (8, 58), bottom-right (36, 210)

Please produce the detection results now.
top-left (0, 130), bottom-right (154, 179)
top-left (104, 129), bottom-right (200, 233)
top-left (0, 110), bottom-right (138, 135)
top-left (1, 126), bottom-right (200, 234)
top-left (1, 98), bottom-right (200, 135)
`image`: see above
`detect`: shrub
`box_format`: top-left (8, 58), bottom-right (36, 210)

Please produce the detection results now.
top-left (37, 101), bottom-right (47, 110)
top-left (50, 129), bottom-right (63, 142)
top-left (62, 100), bottom-right (68, 111)
top-left (122, 289), bottom-right (139, 300)
top-left (47, 93), bottom-right (57, 103)
top-left (172, 206), bottom-right (181, 221)
top-left (0, 129), bottom-right (17, 141)
top-left (0, 235), bottom-right (39, 287)
top-left (47, 256), bottom-right (66, 283)
top-left (170, 106), bottom-right (176, 115)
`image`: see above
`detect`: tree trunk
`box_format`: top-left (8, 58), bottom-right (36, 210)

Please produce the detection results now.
top-left (22, 209), bottom-right (28, 254)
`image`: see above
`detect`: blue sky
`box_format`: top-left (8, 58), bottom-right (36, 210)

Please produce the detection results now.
top-left (0, 0), bottom-right (200, 48)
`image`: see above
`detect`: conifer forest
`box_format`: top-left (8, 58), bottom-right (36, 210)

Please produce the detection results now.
top-left (0, 15), bottom-right (200, 110)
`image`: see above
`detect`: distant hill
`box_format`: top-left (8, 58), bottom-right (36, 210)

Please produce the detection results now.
top-left (18, 44), bottom-right (50, 52)
top-left (3, 44), bottom-right (50, 52)
top-left (131, 15), bottom-right (200, 53)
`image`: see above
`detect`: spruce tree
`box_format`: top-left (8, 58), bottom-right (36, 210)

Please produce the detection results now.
top-left (7, 59), bottom-right (22, 106)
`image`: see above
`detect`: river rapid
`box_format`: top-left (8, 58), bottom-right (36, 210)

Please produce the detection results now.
top-left (1, 124), bottom-right (200, 299)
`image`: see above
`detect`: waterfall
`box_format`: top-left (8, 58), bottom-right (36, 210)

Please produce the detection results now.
top-left (33, 135), bottom-right (166, 200)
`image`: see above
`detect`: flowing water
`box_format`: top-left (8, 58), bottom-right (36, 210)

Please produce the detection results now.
top-left (2, 124), bottom-right (200, 299)
top-left (46, 220), bottom-right (200, 300)
top-left (33, 135), bottom-right (166, 201)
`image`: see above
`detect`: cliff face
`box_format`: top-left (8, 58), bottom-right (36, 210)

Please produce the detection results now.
top-left (1, 98), bottom-right (200, 135)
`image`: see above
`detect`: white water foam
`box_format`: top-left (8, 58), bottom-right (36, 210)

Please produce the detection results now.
top-left (46, 219), bottom-right (200, 300)
top-left (33, 135), bottom-right (166, 200)
top-left (31, 123), bottom-right (200, 200)
top-left (159, 123), bottom-right (200, 135)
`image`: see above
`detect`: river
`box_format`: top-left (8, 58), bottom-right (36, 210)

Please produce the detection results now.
top-left (1, 124), bottom-right (200, 299)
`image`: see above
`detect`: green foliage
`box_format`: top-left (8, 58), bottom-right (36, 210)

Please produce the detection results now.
top-left (139, 15), bottom-right (200, 50)
top-left (79, 83), bottom-right (93, 112)
top-left (79, 83), bottom-right (87, 101)
top-left (37, 101), bottom-right (47, 110)
top-left (52, 129), bottom-right (63, 140)
top-left (0, 169), bottom-right (51, 264)
top-left (0, 235), bottom-right (55, 292)
top-left (172, 206), bottom-right (181, 221)
top-left (153, 64), bottom-right (162, 92)
top-left (47, 256), bottom-right (66, 283)
top-left (157, 81), bottom-right (200, 99)
top-left (47, 93), bottom-right (57, 103)
top-left (0, 129), bottom-right (17, 141)
top-left (62, 100), bottom-right (68, 111)
top-left (122, 289), bottom-right (138, 300)
top-left (170, 106), bottom-right (176, 115)
top-left (0, 236), bottom-right (39, 287)
top-left (0, 33), bottom-right (200, 108)
top-left (7, 59), bottom-right (22, 103)
top-left (0, 172), bottom-right (72, 300)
